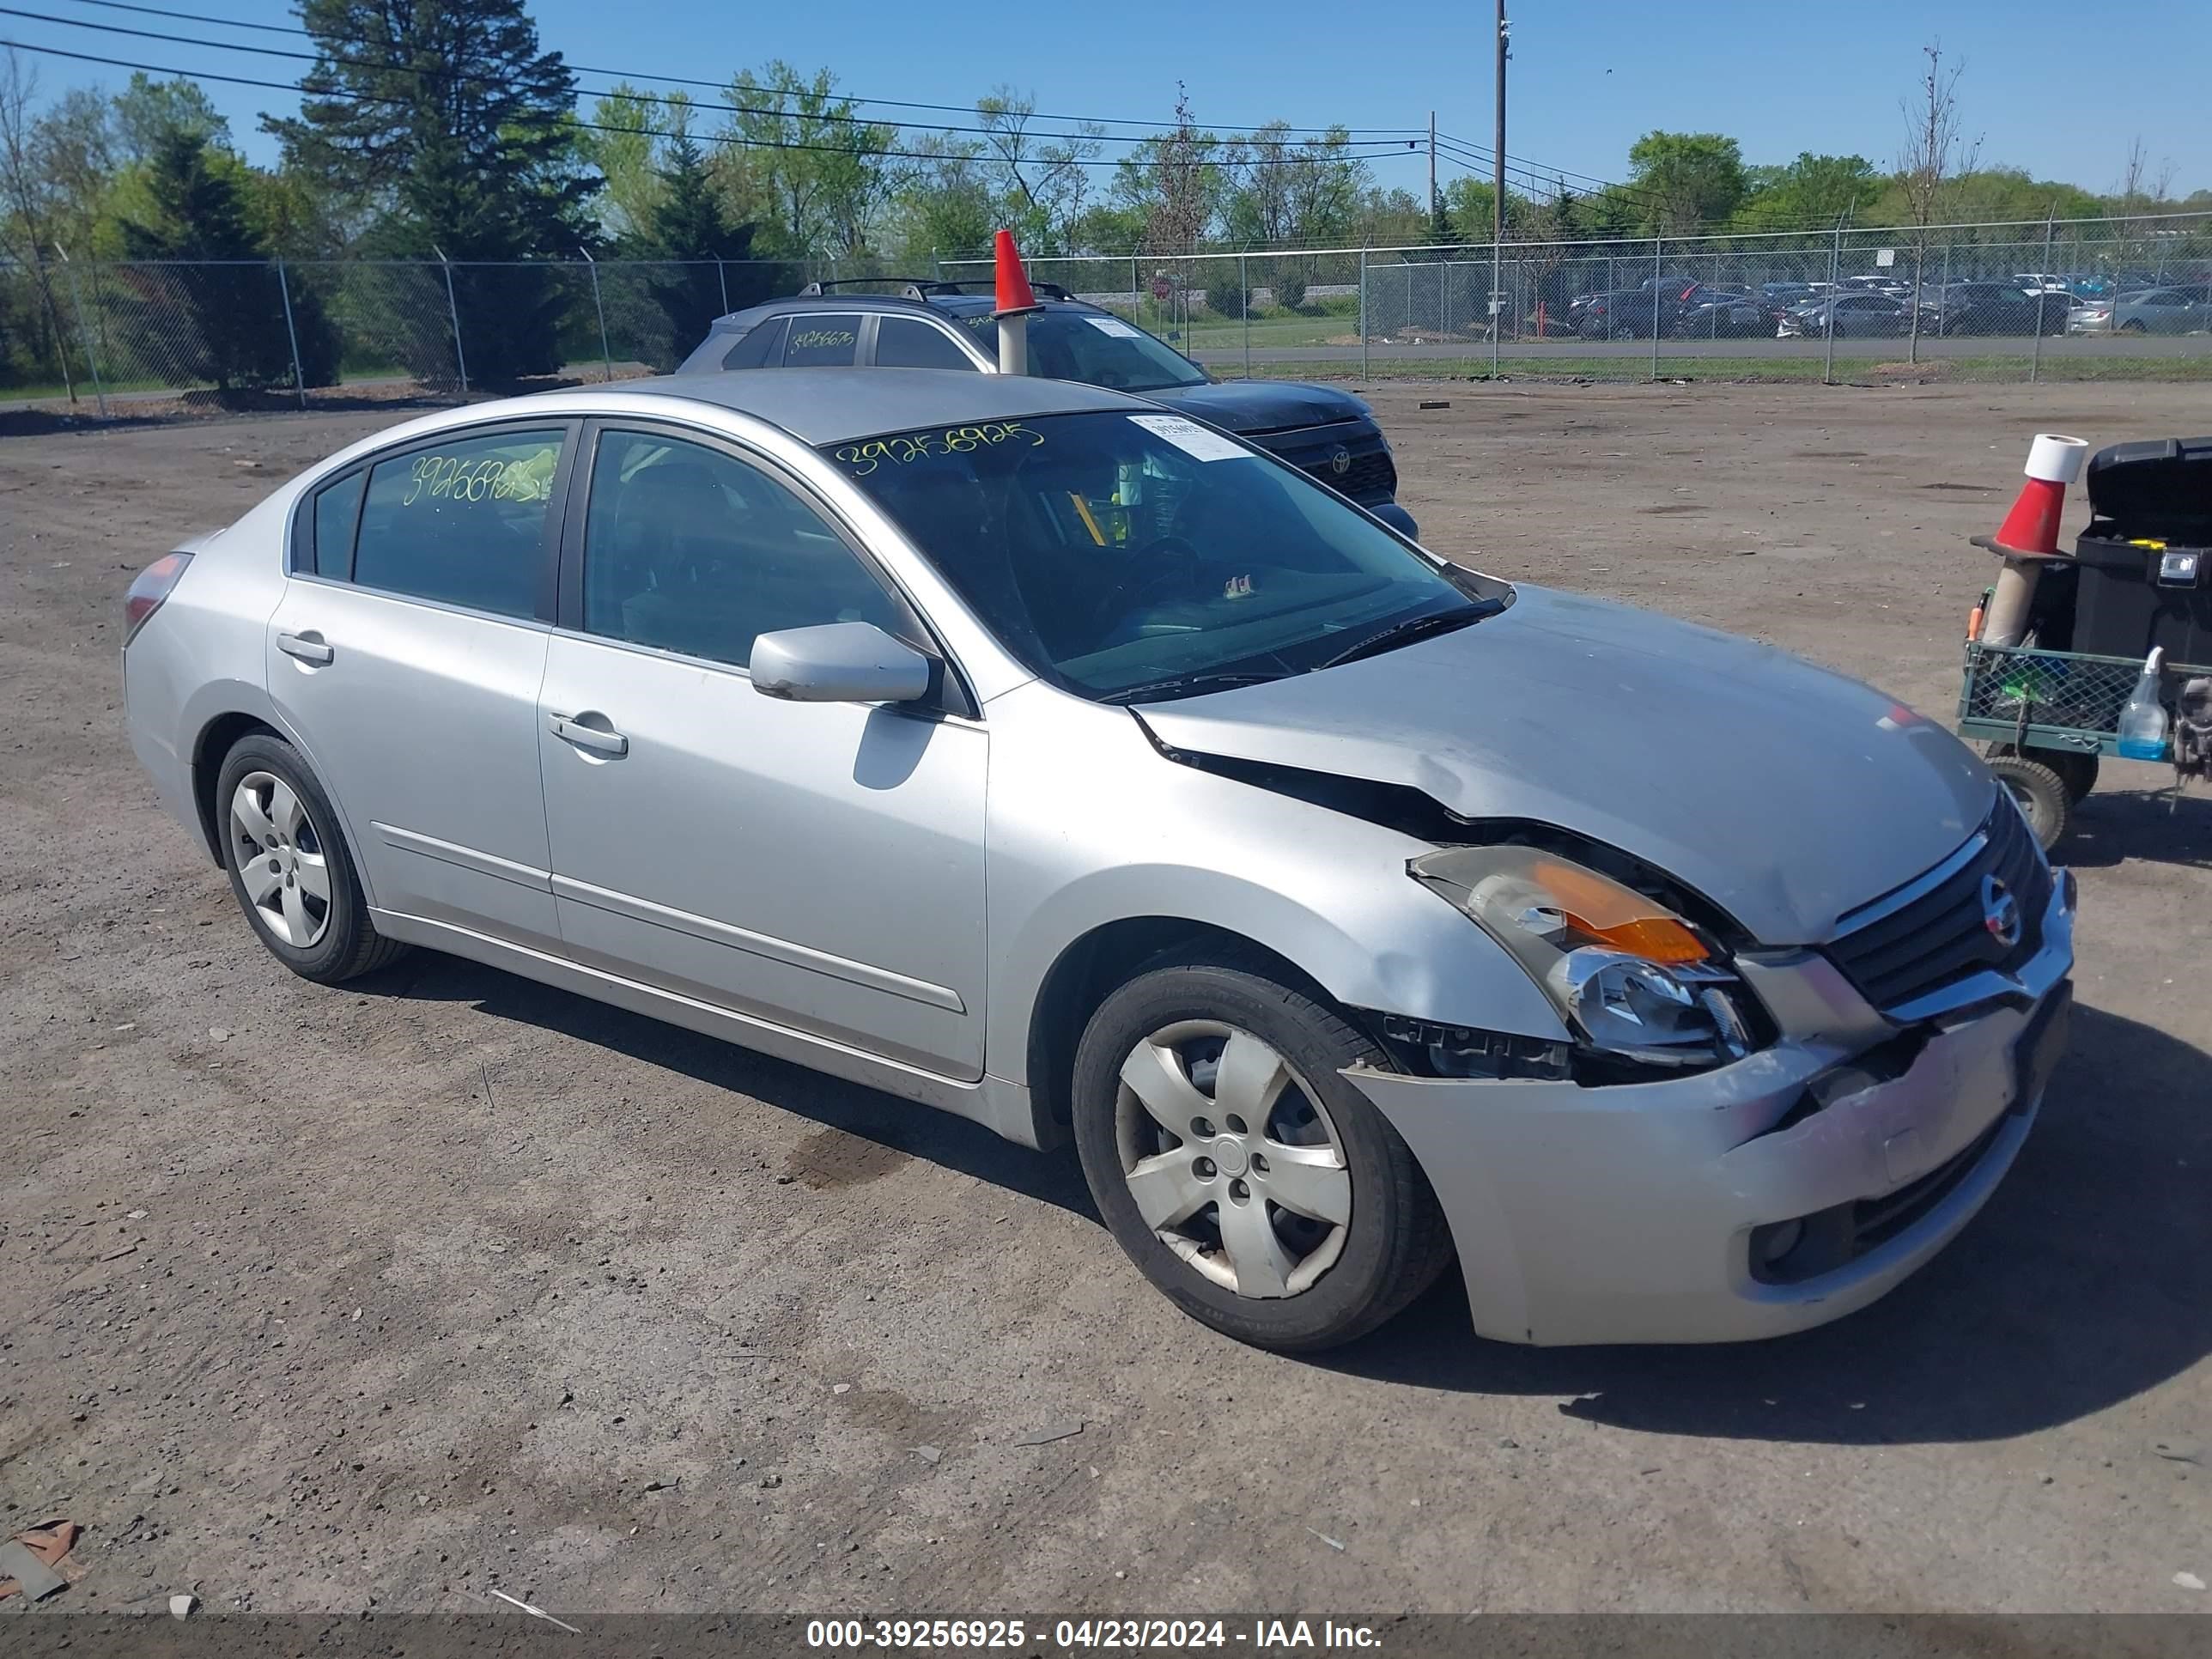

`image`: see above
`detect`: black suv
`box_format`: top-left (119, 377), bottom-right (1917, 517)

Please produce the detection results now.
top-left (676, 279), bottom-right (1417, 538)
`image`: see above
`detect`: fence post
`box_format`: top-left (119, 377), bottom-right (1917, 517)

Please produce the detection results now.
top-left (1130, 255), bottom-right (1139, 322)
top-left (2031, 213), bottom-right (2055, 384)
top-left (54, 243), bottom-right (107, 420)
top-left (1824, 218), bottom-right (1842, 386)
top-left (275, 258), bottom-right (307, 410)
top-left (1491, 236), bottom-right (1502, 375)
top-left (1234, 251), bottom-right (1247, 379)
top-left (1358, 246), bottom-right (1369, 382)
top-left (1650, 235), bottom-right (1662, 382)
top-left (715, 258), bottom-right (729, 315)
top-left (434, 246), bottom-right (469, 394)
top-left (579, 246), bottom-right (613, 383)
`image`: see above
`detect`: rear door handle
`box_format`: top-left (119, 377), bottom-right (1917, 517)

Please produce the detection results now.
top-left (276, 630), bottom-right (334, 666)
top-left (547, 712), bottom-right (629, 757)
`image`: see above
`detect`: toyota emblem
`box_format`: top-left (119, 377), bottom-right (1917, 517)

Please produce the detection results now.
top-left (1979, 874), bottom-right (2022, 949)
top-left (1329, 447), bottom-right (1352, 477)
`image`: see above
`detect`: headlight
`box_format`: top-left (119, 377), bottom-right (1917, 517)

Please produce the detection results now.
top-left (1409, 846), bottom-right (1754, 1069)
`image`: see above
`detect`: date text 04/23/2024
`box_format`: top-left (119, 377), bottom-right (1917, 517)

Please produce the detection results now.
top-left (803, 1620), bottom-right (1383, 1650)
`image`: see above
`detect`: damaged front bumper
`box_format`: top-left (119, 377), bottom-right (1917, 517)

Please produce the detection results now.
top-left (1346, 872), bottom-right (2075, 1346)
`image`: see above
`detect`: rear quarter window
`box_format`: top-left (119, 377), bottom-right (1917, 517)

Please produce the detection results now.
top-left (782, 314), bottom-right (862, 367)
top-left (309, 470), bottom-right (366, 576)
top-left (720, 318), bottom-right (786, 368)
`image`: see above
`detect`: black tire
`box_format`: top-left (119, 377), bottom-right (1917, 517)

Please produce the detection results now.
top-left (1985, 743), bottom-right (2098, 806)
top-left (1069, 955), bottom-right (1454, 1352)
top-left (1985, 754), bottom-right (2070, 852)
top-left (214, 732), bottom-right (409, 984)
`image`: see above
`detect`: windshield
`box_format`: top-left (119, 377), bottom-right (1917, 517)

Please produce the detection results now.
top-left (825, 410), bottom-right (1507, 701)
top-left (958, 309), bottom-right (1209, 392)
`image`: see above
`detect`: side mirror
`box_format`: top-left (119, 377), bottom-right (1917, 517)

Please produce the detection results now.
top-left (749, 621), bottom-right (933, 705)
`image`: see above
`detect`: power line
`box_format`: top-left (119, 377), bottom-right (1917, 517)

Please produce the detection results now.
top-left (38, 0), bottom-right (1430, 139)
top-left (3, 6), bottom-right (1431, 155)
top-left (0, 38), bottom-right (1430, 172)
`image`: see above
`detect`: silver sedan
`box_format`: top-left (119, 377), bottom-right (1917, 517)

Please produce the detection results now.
top-left (122, 369), bottom-right (2073, 1351)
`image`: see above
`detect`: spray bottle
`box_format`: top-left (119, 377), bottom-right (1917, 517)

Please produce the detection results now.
top-left (2117, 647), bottom-right (2170, 762)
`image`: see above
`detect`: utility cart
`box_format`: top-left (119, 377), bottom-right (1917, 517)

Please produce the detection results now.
top-left (1959, 636), bottom-right (2208, 849)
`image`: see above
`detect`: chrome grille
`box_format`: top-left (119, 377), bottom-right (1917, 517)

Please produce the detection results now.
top-left (1825, 805), bottom-right (2051, 1018)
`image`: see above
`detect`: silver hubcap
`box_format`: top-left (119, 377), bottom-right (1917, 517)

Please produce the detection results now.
top-left (228, 771), bottom-right (331, 948)
top-left (1114, 1019), bottom-right (1352, 1300)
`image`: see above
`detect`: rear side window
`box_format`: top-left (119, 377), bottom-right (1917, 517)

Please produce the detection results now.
top-left (310, 471), bottom-right (366, 576)
top-left (876, 317), bottom-right (975, 369)
top-left (351, 428), bottom-right (567, 620)
top-left (721, 318), bottom-right (786, 368)
top-left (782, 313), bottom-right (861, 367)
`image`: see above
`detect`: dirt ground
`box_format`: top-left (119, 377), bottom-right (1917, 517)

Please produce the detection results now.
top-left (3, 380), bottom-right (2209, 1622)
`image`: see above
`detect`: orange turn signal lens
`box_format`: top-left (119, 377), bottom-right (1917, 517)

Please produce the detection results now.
top-left (1532, 858), bottom-right (1711, 964)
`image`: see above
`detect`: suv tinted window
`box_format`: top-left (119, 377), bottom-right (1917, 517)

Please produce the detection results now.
top-left (721, 318), bottom-right (786, 368)
top-left (351, 428), bottom-right (566, 619)
top-left (581, 429), bottom-right (907, 670)
top-left (782, 314), bottom-right (862, 367)
top-left (876, 316), bottom-right (975, 369)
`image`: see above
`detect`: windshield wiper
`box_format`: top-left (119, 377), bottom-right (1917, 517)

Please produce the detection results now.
top-left (1097, 671), bottom-right (1287, 707)
top-left (1317, 602), bottom-right (1502, 670)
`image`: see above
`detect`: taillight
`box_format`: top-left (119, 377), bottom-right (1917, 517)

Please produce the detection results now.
top-left (124, 551), bottom-right (191, 643)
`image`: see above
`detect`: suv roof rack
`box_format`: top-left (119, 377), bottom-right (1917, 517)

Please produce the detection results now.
top-left (793, 276), bottom-right (1076, 302)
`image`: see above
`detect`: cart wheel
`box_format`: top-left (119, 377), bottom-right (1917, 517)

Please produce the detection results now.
top-left (1987, 755), bottom-right (2070, 851)
top-left (1985, 744), bottom-right (2099, 806)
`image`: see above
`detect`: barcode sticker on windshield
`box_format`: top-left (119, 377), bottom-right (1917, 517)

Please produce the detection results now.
top-left (1085, 315), bottom-right (1142, 338)
top-left (1128, 414), bottom-right (1246, 463)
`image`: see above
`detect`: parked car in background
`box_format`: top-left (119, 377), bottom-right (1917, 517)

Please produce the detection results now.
top-left (678, 283), bottom-right (1417, 536)
top-left (1777, 293), bottom-right (1923, 338)
top-left (119, 368), bottom-right (2075, 1352)
top-left (1921, 283), bottom-right (2069, 336)
top-left (1674, 292), bottom-right (1771, 337)
top-left (2066, 288), bottom-right (2212, 335)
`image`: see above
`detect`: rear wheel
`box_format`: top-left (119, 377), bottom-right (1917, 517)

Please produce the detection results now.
top-left (1070, 957), bottom-right (1452, 1352)
top-left (1985, 754), bottom-right (2071, 852)
top-left (216, 733), bottom-right (408, 983)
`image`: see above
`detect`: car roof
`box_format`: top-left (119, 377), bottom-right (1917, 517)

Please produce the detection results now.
top-left (705, 292), bottom-right (1104, 331)
top-left (552, 367), bottom-right (1139, 446)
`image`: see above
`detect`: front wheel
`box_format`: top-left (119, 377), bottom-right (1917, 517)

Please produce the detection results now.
top-left (1070, 957), bottom-right (1453, 1352)
top-left (1986, 754), bottom-right (2071, 852)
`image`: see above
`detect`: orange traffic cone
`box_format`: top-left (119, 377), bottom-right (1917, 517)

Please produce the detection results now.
top-left (1974, 433), bottom-right (2088, 647)
top-left (991, 228), bottom-right (1042, 375)
top-left (992, 228), bottom-right (1041, 317)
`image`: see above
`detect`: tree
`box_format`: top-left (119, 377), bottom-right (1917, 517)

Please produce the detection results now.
top-left (976, 89), bottom-right (1102, 254)
top-left (265, 0), bottom-right (596, 384)
top-left (1626, 131), bottom-right (1747, 233)
top-left (115, 128), bottom-right (338, 394)
top-left (0, 50), bottom-right (77, 399)
top-left (711, 63), bottom-right (893, 258)
top-left (638, 131), bottom-right (763, 368)
top-left (581, 84), bottom-right (674, 241)
top-left (1735, 153), bottom-right (1881, 231)
top-left (112, 72), bottom-right (228, 163)
top-left (1895, 41), bottom-right (1981, 232)
top-left (888, 134), bottom-right (995, 264)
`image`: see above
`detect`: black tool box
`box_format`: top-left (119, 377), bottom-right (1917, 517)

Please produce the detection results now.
top-left (2069, 435), bottom-right (2212, 664)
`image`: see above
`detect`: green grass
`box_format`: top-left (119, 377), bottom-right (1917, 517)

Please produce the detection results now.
top-left (1231, 354), bottom-right (2212, 386)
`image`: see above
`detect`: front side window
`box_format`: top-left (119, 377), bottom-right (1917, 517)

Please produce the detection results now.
top-left (350, 428), bottom-right (566, 618)
top-left (826, 410), bottom-right (1505, 701)
top-left (781, 313), bottom-right (862, 367)
top-left (876, 316), bottom-right (977, 370)
top-left (581, 429), bottom-right (906, 670)
top-left (961, 310), bottom-right (1209, 392)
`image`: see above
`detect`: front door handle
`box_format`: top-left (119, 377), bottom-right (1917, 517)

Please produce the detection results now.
top-left (547, 712), bottom-right (629, 757)
top-left (276, 630), bottom-right (334, 666)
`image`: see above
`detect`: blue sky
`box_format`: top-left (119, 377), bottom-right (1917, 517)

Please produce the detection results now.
top-left (12, 0), bottom-right (2209, 199)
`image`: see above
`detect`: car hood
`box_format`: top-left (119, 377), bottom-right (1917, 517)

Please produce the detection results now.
top-left (1146, 380), bottom-right (1373, 436)
top-left (1137, 585), bottom-right (1994, 946)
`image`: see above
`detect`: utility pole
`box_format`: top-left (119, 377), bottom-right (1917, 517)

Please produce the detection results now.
top-left (1428, 110), bottom-right (1437, 224)
top-left (1492, 0), bottom-right (1508, 251)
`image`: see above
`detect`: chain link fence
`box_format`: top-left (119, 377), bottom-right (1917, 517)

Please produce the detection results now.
top-left (5, 211), bottom-right (2208, 416)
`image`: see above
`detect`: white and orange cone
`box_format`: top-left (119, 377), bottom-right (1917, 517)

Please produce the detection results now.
top-left (992, 228), bottom-right (1042, 376)
top-left (1973, 433), bottom-right (2089, 647)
